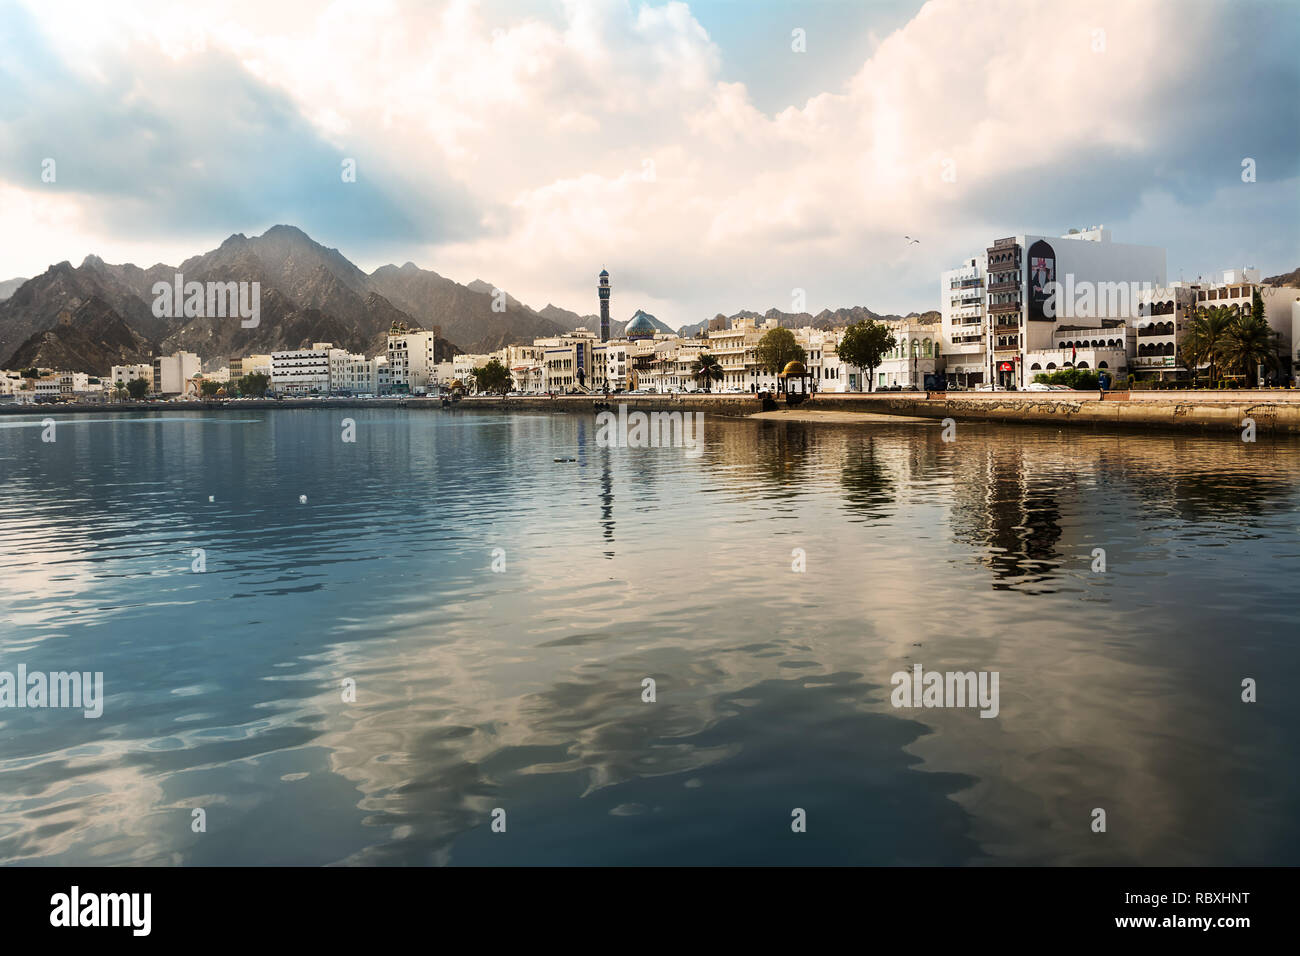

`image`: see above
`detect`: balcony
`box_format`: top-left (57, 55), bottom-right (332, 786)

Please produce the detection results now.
top-left (993, 342), bottom-right (1020, 353)
top-left (988, 300), bottom-right (1020, 315)
top-left (987, 280), bottom-right (1020, 293)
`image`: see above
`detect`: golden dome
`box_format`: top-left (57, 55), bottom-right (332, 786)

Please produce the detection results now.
top-left (779, 360), bottom-right (808, 377)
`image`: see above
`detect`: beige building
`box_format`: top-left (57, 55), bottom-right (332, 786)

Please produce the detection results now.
top-left (153, 351), bottom-right (201, 396)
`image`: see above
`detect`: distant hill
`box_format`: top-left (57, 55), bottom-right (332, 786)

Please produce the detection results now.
top-left (1, 223), bottom-right (950, 372)
top-left (0, 277), bottom-right (27, 302)
top-left (0, 226), bottom-right (489, 367)
top-left (1265, 266), bottom-right (1300, 287)
top-left (678, 306), bottom-right (941, 338)
top-left (5, 296), bottom-right (152, 375)
top-left (369, 263), bottom-right (568, 352)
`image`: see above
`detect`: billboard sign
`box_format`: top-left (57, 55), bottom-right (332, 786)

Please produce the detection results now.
top-left (1027, 240), bottom-right (1056, 322)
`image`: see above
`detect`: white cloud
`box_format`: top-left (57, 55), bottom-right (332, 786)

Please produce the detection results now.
top-left (3, 0), bottom-right (1296, 321)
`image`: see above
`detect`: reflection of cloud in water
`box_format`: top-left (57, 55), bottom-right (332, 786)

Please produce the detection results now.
top-left (2, 411), bottom-right (1298, 863)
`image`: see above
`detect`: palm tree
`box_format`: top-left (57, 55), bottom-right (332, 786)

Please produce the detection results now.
top-left (1180, 306), bottom-right (1233, 387)
top-left (691, 352), bottom-right (724, 393)
top-left (113, 381), bottom-right (127, 403)
top-left (1219, 314), bottom-right (1281, 386)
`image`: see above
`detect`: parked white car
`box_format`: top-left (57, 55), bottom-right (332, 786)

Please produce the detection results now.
top-left (1024, 382), bottom-right (1053, 391)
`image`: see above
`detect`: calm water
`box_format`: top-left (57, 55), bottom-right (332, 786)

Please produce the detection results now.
top-left (1, 408), bottom-right (1298, 865)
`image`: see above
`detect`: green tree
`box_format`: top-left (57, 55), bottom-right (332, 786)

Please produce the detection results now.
top-left (113, 381), bottom-right (128, 401)
top-left (21, 367), bottom-right (39, 379)
top-left (1220, 313), bottom-right (1280, 386)
top-left (471, 358), bottom-right (512, 396)
top-left (691, 352), bottom-right (724, 393)
top-left (1180, 306), bottom-right (1234, 387)
top-left (241, 372), bottom-right (271, 397)
top-left (1033, 368), bottom-right (1098, 389)
top-left (836, 320), bottom-right (898, 392)
top-left (126, 377), bottom-right (152, 400)
top-left (753, 327), bottom-right (806, 393)
top-left (200, 380), bottom-right (221, 398)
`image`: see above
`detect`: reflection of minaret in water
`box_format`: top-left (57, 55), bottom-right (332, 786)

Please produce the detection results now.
top-left (600, 451), bottom-right (614, 548)
top-left (598, 269), bottom-right (611, 342)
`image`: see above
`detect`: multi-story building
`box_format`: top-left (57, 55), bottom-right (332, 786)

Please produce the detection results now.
top-left (1131, 284), bottom-right (1201, 382)
top-left (229, 354), bottom-right (273, 380)
top-left (153, 351), bottom-right (202, 396)
top-left (387, 325), bottom-right (443, 393)
top-left (329, 351), bottom-right (380, 395)
top-left (940, 257), bottom-right (987, 387)
top-left (270, 344), bottom-right (332, 395)
top-left (871, 319), bottom-right (943, 390)
top-left (537, 331), bottom-right (614, 393)
top-left (1192, 270), bottom-right (1300, 383)
top-left (943, 226), bottom-right (1165, 388)
top-left (453, 352), bottom-right (496, 392)
top-left (111, 363), bottom-right (153, 391)
top-left (502, 344), bottom-right (545, 393)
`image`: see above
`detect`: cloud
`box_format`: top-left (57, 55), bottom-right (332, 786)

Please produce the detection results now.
top-left (1, 0), bottom-right (1296, 322)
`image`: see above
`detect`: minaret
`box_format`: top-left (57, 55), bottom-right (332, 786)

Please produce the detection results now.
top-left (598, 268), bottom-right (611, 342)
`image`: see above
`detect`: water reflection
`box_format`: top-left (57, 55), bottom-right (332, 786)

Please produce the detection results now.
top-left (0, 410), bottom-right (1297, 865)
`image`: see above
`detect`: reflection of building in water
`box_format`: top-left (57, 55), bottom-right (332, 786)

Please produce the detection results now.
top-left (948, 446), bottom-right (1068, 589)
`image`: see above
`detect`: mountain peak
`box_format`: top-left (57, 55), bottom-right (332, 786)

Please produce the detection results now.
top-left (262, 224), bottom-right (312, 240)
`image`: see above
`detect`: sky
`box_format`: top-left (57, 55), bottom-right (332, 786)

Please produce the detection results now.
top-left (1, 0), bottom-right (1297, 327)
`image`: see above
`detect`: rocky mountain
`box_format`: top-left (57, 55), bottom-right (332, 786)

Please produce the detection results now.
top-left (0, 277), bottom-right (27, 301)
top-left (1, 224), bottom-right (946, 372)
top-left (5, 296), bottom-right (152, 375)
top-left (367, 264), bottom-right (569, 352)
top-left (1265, 266), bottom-right (1300, 287)
top-left (678, 306), bottom-right (941, 339)
top-left (543, 304), bottom-right (680, 338)
top-left (0, 227), bottom-right (462, 369)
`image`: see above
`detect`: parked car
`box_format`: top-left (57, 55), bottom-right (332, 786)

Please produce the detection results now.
top-left (1024, 382), bottom-right (1053, 391)
top-left (974, 383), bottom-right (1000, 391)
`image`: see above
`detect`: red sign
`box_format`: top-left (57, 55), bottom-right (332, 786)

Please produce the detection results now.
top-left (998, 362), bottom-right (1014, 371)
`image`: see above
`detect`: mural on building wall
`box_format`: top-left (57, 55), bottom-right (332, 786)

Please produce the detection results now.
top-left (1028, 239), bottom-right (1056, 321)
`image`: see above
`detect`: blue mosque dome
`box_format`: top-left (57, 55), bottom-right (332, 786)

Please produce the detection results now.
top-left (624, 310), bottom-right (657, 339)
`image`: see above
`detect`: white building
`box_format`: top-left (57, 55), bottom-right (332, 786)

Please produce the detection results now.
top-left (940, 257), bottom-right (987, 387)
top-left (111, 363), bottom-right (153, 390)
top-left (329, 351), bottom-right (380, 395)
top-left (870, 319), bottom-right (943, 390)
top-left (387, 326), bottom-right (443, 393)
top-left (153, 351), bottom-right (202, 396)
top-left (942, 226), bottom-right (1166, 388)
top-left (271, 344), bottom-right (332, 395)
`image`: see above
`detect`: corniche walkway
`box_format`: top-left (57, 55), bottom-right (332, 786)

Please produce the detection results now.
top-left (6, 389), bottom-right (1300, 434)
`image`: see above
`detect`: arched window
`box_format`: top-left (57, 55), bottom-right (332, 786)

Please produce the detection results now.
top-left (1099, 361), bottom-right (1109, 369)
top-left (1030, 362), bottom-right (1042, 370)
top-left (1076, 361), bottom-right (1089, 369)
top-left (1046, 363), bottom-right (1057, 370)
top-left (1164, 342), bottom-right (1175, 356)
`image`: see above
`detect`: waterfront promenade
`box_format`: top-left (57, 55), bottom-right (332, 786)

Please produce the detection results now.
top-left (6, 389), bottom-right (1300, 433)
